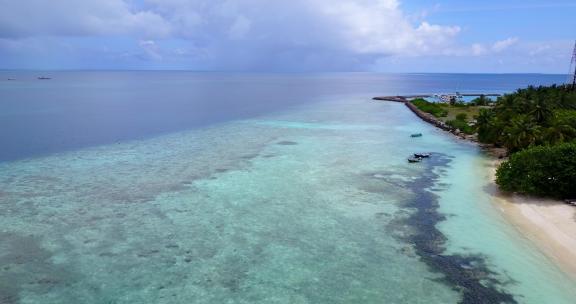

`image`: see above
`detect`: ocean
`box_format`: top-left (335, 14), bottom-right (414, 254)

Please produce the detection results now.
top-left (0, 72), bottom-right (574, 303)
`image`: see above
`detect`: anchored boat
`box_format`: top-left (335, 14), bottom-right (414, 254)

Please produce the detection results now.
top-left (414, 153), bottom-right (431, 158)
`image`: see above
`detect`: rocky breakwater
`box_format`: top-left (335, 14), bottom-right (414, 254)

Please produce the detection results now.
top-left (405, 101), bottom-right (477, 139)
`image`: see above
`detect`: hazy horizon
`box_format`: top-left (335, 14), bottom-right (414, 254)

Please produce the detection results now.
top-left (0, 69), bottom-right (570, 76)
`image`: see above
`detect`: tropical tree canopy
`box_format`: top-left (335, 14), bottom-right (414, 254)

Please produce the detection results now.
top-left (476, 85), bottom-right (576, 151)
top-left (496, 142), bottom-right (576, 199)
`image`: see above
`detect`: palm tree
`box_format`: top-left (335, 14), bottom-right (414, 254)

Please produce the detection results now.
top-left (544, 116), bottom-right (576, 145)
top-left (558, 91), bottom-right (576, 110)
top-left (476, 108), bottom-right (493, 126)
top-left (503, 115), bottom-right (541, 151)
top-left (476, 109), bottom-right (497, 143)
top-left (529, 97), bottom-right (554, 124)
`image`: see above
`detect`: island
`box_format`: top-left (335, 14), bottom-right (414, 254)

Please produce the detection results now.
top-left (375, 84), bottom-right (576, 278)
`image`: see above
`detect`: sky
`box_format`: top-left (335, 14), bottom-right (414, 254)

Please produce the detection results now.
top-left (0, 0), bottom-right (575, 73)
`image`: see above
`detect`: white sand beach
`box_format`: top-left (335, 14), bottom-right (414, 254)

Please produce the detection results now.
top-left (488, 160), bottom-right (576, 279)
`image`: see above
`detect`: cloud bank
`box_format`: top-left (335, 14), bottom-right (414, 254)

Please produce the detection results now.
top-left (0, 0), bottom-right (568, 72)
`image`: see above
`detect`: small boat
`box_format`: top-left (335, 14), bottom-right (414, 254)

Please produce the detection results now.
top-left (38, 77), bottom-right (51, 80)
top-left (414, 153), bottom-right (431, 158)
top-left (410, 133), bottom-right (423, 138)
top-left (408, 157), bottom-right (422, 163)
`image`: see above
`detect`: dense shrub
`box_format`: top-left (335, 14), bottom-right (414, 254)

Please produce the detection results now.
top-left (446, 119), bottom-right (475, 134)
top-left (411, 98), bottom-right (448, 117)
top-left (496, 142), bottom-right (576, 198)
top-left (455, 113), bottom-right (468, 121)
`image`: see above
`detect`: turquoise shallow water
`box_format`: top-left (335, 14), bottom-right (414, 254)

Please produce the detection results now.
top-left (1, 96), bottom-right (576, 303)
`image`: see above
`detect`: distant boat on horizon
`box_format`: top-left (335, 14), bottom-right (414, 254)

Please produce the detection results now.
top-left (38, 77), bottom-right (51, 80)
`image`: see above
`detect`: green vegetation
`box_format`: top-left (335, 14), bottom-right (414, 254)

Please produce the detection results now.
top-left (478, 84), bottom-right (576, 199)
top-left (408, 86), bottom-right (576, 198)
top-left (470, 95), bottom-right (493, 106)
top-left (446, 117), bottom-right (476, 134)
top-left (496, 142), bottom-right (576, 199)
top-left (477, 85), bottom-right (576, 152)
top-left (411, 98), bottom-right (447, 118)
top-left (455, 113), bottom-right (468, 121)
top-left (410, 98), bottom-right (483, 134)
top-left (445, 112), bottom-right (476, 135)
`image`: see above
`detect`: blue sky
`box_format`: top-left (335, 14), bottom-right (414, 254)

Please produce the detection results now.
top-left (0, 0), bottom-right (574, 73)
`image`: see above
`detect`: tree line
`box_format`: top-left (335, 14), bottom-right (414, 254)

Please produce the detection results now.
top-left (477, 84), bottom-right (576, 152)
top-left (480, 85), bottom-right (576, 199)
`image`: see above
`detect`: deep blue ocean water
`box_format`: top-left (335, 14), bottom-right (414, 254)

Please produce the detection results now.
top-left (1, 72), bottom-right (574, 304)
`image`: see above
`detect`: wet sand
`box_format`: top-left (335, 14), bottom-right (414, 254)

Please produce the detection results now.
top-left (487, 160), bottom-right (576, 279)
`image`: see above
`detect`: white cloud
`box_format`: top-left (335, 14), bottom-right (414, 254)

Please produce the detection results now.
top-left (450, 37), bottom-right (519, 57)
top-left (492, 37), bottom-right (519, 52)
top-left (0, 0), bottom-right (171, 38)
top-left (471, 43), bottom-right (487, 56)
top-left (529, 44), bottom-right (552, 56)
top-left (314, 1), bottom-right (461, 55)
top-left (139, 40), bottom-right (162, 60)
top-left (0, 0), bottom-right (549, 71)
top-left (137, 0), bottom-right (464, 69)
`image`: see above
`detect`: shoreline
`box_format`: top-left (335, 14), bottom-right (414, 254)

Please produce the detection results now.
top-left (374, 95), bottom-right (483, 142)
top-left (376, 97), bottom-right (576, 280)
top-left (382, 97), bottom-right (506, 155)
top-left (486, 160), bottom-right (576, 280)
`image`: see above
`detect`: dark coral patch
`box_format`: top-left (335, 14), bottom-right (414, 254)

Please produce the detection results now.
top-left (395, 154), bottom-right (517, 304)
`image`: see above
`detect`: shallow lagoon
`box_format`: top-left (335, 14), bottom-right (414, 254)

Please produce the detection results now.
top-left (1, 73), bottom-right (575, 303)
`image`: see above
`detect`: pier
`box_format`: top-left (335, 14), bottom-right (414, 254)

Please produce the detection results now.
top-left (372, 93), bottom-right (501, 102)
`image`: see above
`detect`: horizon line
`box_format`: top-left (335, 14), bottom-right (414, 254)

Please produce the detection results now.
top-left (0, 69), bottom-right (569, 76)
